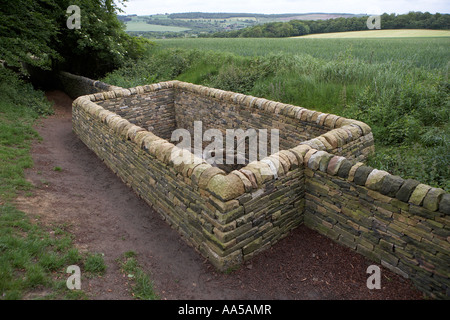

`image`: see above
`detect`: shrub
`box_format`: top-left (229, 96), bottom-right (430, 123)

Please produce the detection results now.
top-left (0, 69), bottom-right (53, 116)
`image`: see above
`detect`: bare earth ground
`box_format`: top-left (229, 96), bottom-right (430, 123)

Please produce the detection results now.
top-left (15, 90), bottom-right (424, 300)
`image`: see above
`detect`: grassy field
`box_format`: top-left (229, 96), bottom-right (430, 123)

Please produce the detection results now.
top-left (155, 37), bottom-right (450, 69)
top-left (296, 29), bottom-right (450, 38)
top-left (103, 35), bottom-right (449, 191)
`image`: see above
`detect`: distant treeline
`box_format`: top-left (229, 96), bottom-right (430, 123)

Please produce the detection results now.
top-left (167, 12), bottom-right (309, 19)
top-left (127, 31), bottom-right (188, 39)
top-left (202, 12), bottom-right (450, 38)
top-left (117, 14), bottom-right (137, 22)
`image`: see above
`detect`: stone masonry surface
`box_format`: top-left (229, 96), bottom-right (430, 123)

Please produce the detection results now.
top-left (70, 77), bottom-right (449, 299)
top-left (58, 71), bottom-right (122, 99)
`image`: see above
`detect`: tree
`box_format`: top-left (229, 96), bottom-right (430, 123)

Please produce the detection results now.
top-left (289, 20), bottom-right (310, 36)
top-left (0, 0), bottom-right (60, 71)
top-left (206, 12), bottom-right (450, 38)
top-left (0, 0), bottom-right (152, 78)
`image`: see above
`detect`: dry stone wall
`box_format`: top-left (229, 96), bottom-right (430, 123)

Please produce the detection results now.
top-left (58, 71), bottom-right (122, 99)
top-left (302, 149), bottom-right (449, 299)
top-left (173, 82), bottom-right (375, 162)
top-left (72, 81), bottom-right (306, 271)
top-left (70, 77), bottom-right (449, 299)
top-left (96, 87), bottom-right (176, 141)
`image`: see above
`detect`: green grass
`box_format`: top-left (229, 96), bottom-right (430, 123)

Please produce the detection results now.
top-left (84, 253), bottom-right (107, 275)
top-left (0, 204), bottom-right (86, 299)
top-left (0, 69), bottom-right (107, 299)
top-left (103, 37), bottom-right (449, 191)
top-left (117, 251), bottom-right (158, 300)
top-left (0, 69), bottom-right (49, 201)
top-left (155, 37), bottom-right (450, 69)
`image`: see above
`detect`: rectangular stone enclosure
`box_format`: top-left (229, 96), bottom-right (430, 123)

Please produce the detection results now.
top-left (72, 80), bottom-right (449, 298)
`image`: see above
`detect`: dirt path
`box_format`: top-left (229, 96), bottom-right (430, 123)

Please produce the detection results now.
top-left (15, 90), bottom-right (424, 300)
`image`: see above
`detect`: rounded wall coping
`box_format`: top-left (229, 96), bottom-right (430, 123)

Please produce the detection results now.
top-left (72, 80), bottom-right (373, 203)
top-left (170, 81), bottom-right (372, 134)
top-left (301, 146), bottom-right (449, 215)
top-left (79, 79), bottom-right (374, 155)
top-left (171, 81), bottom-right (374, 156)
top-left (59, 71), bottom-right (122, 94)
top-left (73, 81), bottom-right (446, 213)
top-left (73, 92), bottom-right (305, 202)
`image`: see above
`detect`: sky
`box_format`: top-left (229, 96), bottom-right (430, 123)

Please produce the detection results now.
top-left (117, 0), bottom-right (450, 16)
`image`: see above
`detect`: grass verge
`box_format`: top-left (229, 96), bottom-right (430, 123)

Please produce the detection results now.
top-left (0, 68), bottom-right (106, 299)
top-left (117, 251), bottom-right (159, 300)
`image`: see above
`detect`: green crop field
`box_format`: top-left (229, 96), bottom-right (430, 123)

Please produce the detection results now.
top-left (296, 29), bottom-right (450, 38)
top-left (155, 37), bottom-right (450, 69)
top-left (104, 35), bottom-right (450, 191)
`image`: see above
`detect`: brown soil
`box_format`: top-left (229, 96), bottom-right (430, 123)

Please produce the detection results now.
top-left (15, 90), bottom-right (424, 300)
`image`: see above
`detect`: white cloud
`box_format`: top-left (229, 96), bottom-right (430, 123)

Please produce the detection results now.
top-left (117, 0), bottom-right (450, 15)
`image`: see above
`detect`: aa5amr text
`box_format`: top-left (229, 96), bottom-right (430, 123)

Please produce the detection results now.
top-left (178, 304), bottom-right (272, 317)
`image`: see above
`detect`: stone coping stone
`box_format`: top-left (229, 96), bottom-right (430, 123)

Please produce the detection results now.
top-left (72, 80), bottom-right (447, 212)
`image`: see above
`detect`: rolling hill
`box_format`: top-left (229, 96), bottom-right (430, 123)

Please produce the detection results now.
top-left (119, 12), bottom-right (365, 33)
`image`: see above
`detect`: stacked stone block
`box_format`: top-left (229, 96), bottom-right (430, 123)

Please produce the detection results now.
top-left (71, 79), bottom-right (448, 298)
top-left (96, 86), bottom-right (176, 141)
top-left (302, 148), bottom-right (449, 299)
top-left (58, 71), bottom-right (122, 99)
top-left (72, 82), bottom-right (308, 271)
top-left (173, 81), bottom-right (374, 162)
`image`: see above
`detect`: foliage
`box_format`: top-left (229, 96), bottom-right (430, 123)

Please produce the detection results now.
top-left (54, 0), bottom-right (154, 77)
top-left (120, 12), bottom-right (449, 39)
top-left (206, 11), bottom-right (450, 38)
top-left (0, 69), bottom-right (51, 202)
top-left (0, 0), bottom-right (60, 71)
top-left (120, 13), bottom-right (369, 39)
top-left (0, 0), bottom-right (153, 78)
top-left (0, 69), bottom-right (54, 117)
top-left (102, 48), bottom-right (198, 87)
